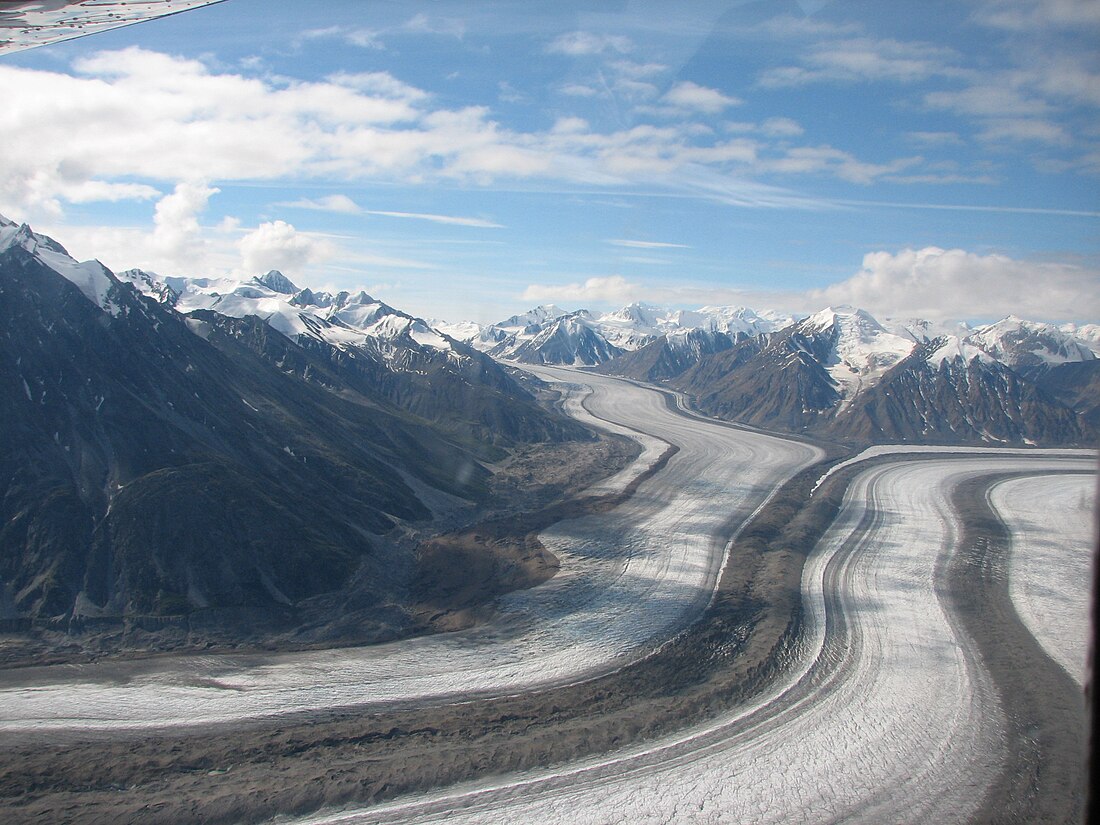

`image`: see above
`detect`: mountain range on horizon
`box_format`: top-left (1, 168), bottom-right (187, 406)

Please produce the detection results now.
top-left (438, 296), bottom-right (1100, 448)
top-left (4, 211), bottom-right (1097, 453)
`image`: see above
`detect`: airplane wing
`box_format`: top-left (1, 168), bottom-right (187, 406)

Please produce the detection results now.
top-left (0, 0), bottom-right (224, 55)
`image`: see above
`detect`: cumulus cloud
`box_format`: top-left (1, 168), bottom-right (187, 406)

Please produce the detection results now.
top-left (662, 81), bottom-right (741, 113)
top-left (809, 247), bottom-right (1100, 321)
top-left (238, 220), bottom-right (330, 276)
top-left (152, 182), bottom-right (219, 268)
top-left (31, 184), bottom-right (234, 277)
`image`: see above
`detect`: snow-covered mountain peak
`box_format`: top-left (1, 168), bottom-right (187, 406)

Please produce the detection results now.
top-left (969, 316), bottom-right (1096, 367)
top-left (1060, 323), bottom-right (1100, 356)
top-left (697, 305), bottom-right (791, 337)
top-left (925, 335), bottom-right (996, 366)
top-left (0, 218), bottom-right (116, 310)
top-left (497, 304), bottom-right (568, 328)
top-left (605, 301), bottom-right (664, 328)
top-left (804, 305), bottom-right (884, 335)
top-left (116, 268), bottom-right (179, 305)
top-left (796, 306), bottom-right (916, 401)
top-left (253, 270), bottom-right (299, 295)
top-left (884, 317), bottom-right (973, 344)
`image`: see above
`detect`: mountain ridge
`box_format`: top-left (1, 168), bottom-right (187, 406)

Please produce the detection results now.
top-left (0, 215), bottom-right (609, 651)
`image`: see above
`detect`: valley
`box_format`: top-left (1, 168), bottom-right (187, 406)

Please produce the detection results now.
top-left (0, 367), bottom-right (1092, 825)
top-left (1, 3), bottom-right (1097, 823)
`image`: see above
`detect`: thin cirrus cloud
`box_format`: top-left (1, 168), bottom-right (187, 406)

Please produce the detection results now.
top-left (278, 194), bottom-right (363, 213)
top-left (364, 210), bottom-right (504, 228)
top-left (521, 274), bottom-right (787, 310)
top-left (757, 37), bottom-right (955, 88)
top-left (608, 239), bottom-right (691, 249)
top-left (279, 196), bottom-right (504, 227)
top-left (546, 31), bottom-right (633, 55)
top-left (974, 0), bottom-right (1100, 30)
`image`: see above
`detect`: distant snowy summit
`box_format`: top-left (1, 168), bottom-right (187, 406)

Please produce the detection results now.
top-left (599, 304), bottom-right (1098, 446)
top-left (435, 299), bottom-right (1099, 374)
top-left (433, 299), bottom-right (1098, 447)
top-left (434, 302), bottom-right (796, 366)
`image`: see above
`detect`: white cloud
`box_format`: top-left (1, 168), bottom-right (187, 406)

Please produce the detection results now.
top-left (546, 31), bottom-right (632, 56)
top-left (662, 81), bottom-right (741, 113)
top-left (924, 84), bottom-right (1051, 117)
top-left (906, 131), bottom-right (965, 146)
top-left (238, 220), bottom-right (330, 276)
top-left (0, 45), bottom-right (928, 222)
top-left (153, 182), bottom-right (219, 268)
top-left (346, 28), bottom-right (385, 49)
top-left (609, 60), bottom-right (668, 79)
top-left (975, 0), bottom-right (1100, 30)
top-left (810, 247), bottom-right (1100, 321)
top-left (522, 275), bottom-right (640, 304)
top-left (61, 180), bottom-right (161, 204)
top-left (551, 116), bottom-right (589, 134)
top-left (608, 239), bottom-right (690, 249)
top-left (328, 70), bottom-right (429, 103)
top-left (364, 210), bottom-right (504, 228)
top-left (757, 146), bottom-right (922, 184)
top-left (758, 37), bottom-right (955, 87)
top-left (614, 78), bottom-right (660, 100)
top-left (31, 184), bottom-right (233, 277)
top-left (402, 13), bottom-right (466, 38)
top-left (520, 275), bottom-right (792, 311)
top-left (760, 117), bottom-right (805, 137)
top-left (977, 118), bottom-right (1071, 145)
top-left (278, 194), bottom-right (362, 213)
top-left (559, 82), bottom-right (600, 97)
top-left (737, 14), bottom-right (863, 39)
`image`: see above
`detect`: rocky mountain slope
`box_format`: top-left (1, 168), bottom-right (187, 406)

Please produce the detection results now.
top-left (118, 266), bottom-right (582, 452)
top-left (0, 216), bottom-right (595, 644)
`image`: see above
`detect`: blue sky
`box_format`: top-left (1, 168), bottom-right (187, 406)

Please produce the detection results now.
top-left (1, 0), bottom-right (1098, 323)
